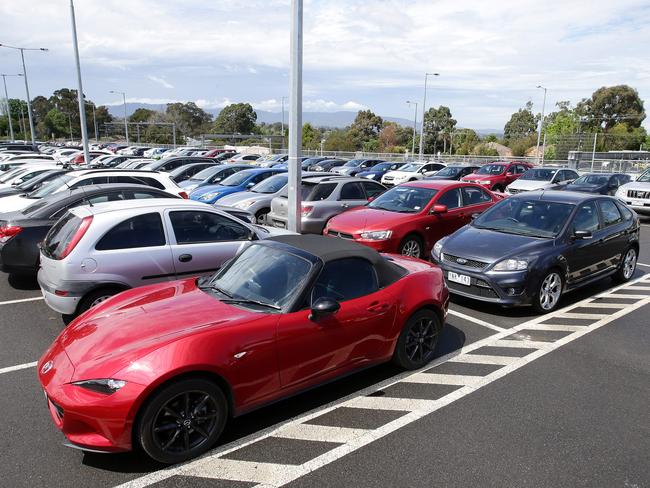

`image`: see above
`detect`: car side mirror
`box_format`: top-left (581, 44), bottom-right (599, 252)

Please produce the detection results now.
top-left (367, 196), bottom-right (375, 202)
top-left (213, 177), bottom-right (222, 183)
top-left (246, 182), bottom-right (255, 188)
top-left (573, 230), bottom-right (593, 240)
top-left (506, 171), bottom-right (513, 176)
top-left (309, 297), bottom-right (340, 321)
top-left (431, 204), bottom-right (448, 214)
top-left (471, 213), bottom-right (481, 220)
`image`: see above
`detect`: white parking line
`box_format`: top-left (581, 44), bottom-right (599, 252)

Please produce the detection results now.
top-left (0, 361), bottom-right (37, 375)
top-left (638, 263), bottom-right (650, 268)
top-left (0, 296), bottom-right (43, 306)
top-left (447, 309), bottom-right (506, 332)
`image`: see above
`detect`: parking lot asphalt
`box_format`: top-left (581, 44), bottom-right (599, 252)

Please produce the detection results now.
top-left (0, 222), bottom-right (649, 488)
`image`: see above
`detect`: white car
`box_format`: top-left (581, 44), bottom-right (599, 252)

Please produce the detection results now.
top-left (0, 169), bottom-right (188, 212)
top-left (0, 153), bottom-right (54, 163)
top-left (615, 169), bottom-right (650, 216)
top-left (37, 198), bottom-right (293, 317)
top-left (0, 165), bottom-right (58, 189)
top-left (0, 158), bottom-right (60, 174)
top-left (381, 161), bottom-right (446, 186)
top-left (505, 167), bottom-right (579, 195)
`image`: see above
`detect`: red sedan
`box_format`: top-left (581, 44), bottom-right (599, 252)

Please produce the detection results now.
top-left (38, 235), bottom-right (448, 464)
top-left (324, 180), bottom-right (502, 259)
top-left (460, 161), bottom-right (533, 192)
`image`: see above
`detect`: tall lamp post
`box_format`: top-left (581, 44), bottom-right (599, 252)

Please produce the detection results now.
top-left (1, 73), bottom-right (23, 141)
top-left (109, 90), bottom-right (129, 144)
top-left (69, 0), bottom-right (90, 164)
top-left (535, 85), bottom-right (547, 164)
top-left (406, 100), bottom-right (418, 156)
top-left (0, 43), bottom-right (49, 146)
top-left (418, 72), bottom-right (439, 161)
top-left (287, 0), bottom-right (302, 233)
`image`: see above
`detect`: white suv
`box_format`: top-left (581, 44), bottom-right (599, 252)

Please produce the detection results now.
top-left (38, 199), bottom-right (292, 317)
top-left (381, 161), bottom-right (446, 186)
top-left (0, 169), bottom-right (188, 212)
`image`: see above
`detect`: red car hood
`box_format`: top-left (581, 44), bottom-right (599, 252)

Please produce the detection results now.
top-left (57, 279), bottom-right (259, 376)
top-left (462, 174), bottom-right (492, 181)
top-left (328, 207), bottom-right (418, 233)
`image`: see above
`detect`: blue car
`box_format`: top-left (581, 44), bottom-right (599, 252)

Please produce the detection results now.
top-left (357, 162), bottom-right (406, 181)
top-left (179, 164), bottom-right (250, 192)
top-left (190, 168), bottom-right (287, 203)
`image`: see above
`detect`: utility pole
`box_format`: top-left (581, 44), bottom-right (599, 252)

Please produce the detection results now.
top-left (70, 0), bottom-right (90, 163)
top-left (535, 85), bottom-right (547, 164)
top-left (1, 73), bottom-right (22, 141)
top-left (287, 0), bottom-right (303, 233)
top-left (109, 90), bottom-right (129, 143)
top-left (419, 72), bottom-right (439, 161)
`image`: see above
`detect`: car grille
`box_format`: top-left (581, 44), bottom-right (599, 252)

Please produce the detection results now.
top-left (447, 280), bottom-right (499, 298)
top-left (442, 253), bottom-right (488, 270)
top-left (327, 229), bottom-right (354, 239)
top-left (627, 189), bottom-right (650, 199)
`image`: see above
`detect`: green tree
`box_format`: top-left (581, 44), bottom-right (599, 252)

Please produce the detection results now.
top-left (349, 110), bottom-right (383, 145)
top-left (323, 128), bottom-right (357, 151)
top-left (166, 102), bottom-right (212, 137)
top-left (43, 108), bottom-right (70, 138)
top-left (504, 101), bottom-right (538, 142)
top-left (577, 85), bottom-right (645, 130)
top-left (302, 122), bottom-right (321, 150)
top-left (473, 143), bottom-right (499, 157)
top-left (422, 106), bottom-right (456, 153)
top-left (453, 129), bottom-right (479, 155)
top-left (378, 122), bottom-right (409, 153)
top-left (129, 108), bottom-right (157, 123)
top-left (602, 123), bottom-right (647, 151)
top-left (213, 103), bottom-right (257, 135)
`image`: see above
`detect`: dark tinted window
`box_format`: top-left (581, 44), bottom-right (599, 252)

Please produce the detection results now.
top-left (112, 176), bottom-right (164, 189)
top-left (437, 188), bottom-right (462, 209)
top-left (42, 212), bottom-right (83, 259)
top-left (598, 199), bottom-right (622, 227)
top-left (96, 213), bottom-right (166, 250)
top-left (306, 183), bottom-right (337, 201)
top-left (133, 190), bottom-right (166, 199)
top-left (361, 181), bottom-right (385, 198)
top-left (462, 186), bottom-right (492, 205)
top-left (572, 202), bottom-right (600, 232)
top-left (170, 211), bottom-right (250, 243)
top-left (340, 182), bottom-right (365, 200)
top-left (70, 176), bottom-right (110, 188)
top-left (616, 201), bottom-right (634, 221)
top-left (311, 258), bottom-right (378, 303)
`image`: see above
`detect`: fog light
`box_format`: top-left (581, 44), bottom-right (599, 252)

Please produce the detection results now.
top-left (506, 288), bottom-right (515, 296)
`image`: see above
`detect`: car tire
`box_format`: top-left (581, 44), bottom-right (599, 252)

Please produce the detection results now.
top-left (76, 287), bottom-right (123, 317)
top-left (136, 378), bottom-right (228, 464)
top-left (399, 234), bottom-right (423, 258)
top-left (255, 208), bottom-right (270, 224)
top-left (533, 269), bottom-right (564, 314)
top-left (393, 309), bottom-right (441, 370)
top-left (613, 247), bottom-right (637, 283)
top-left (492, 184), bottom-right (504, 192)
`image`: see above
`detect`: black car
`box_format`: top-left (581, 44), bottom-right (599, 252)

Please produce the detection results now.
top-left (91, 155), bottom-right (143, 168)
top-left (0, 169), bottom-right (69, 199)
top-left (309, 159), bottom-right (347, 172)
top-left (561, 173), bottom-right (632, 195)
top-left (145, 156), bottom-right (217, 173)
top-left (168, 162), bottom-right (219, 183)
top-left (426, 165), bottom-right (480, 181)
top-left (0, 184), bottom-right (180, 276)
top-left (432, 191), bottom-right (640, 313)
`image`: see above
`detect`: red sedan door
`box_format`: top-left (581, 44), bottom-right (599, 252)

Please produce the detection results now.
top-left (423, 186), bottom-right (467, 249)
top-left (277, 258), bottom-right (396, 389)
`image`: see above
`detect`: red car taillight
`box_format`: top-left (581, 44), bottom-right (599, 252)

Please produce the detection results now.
top-left (0, 225), bottom-right (22, 243)
top-left (301, 205), bottom-right (314, 217)
top-left (179, 191), bottom-right (189, 199)
top-left (59, 216), bottom-right (93, 259)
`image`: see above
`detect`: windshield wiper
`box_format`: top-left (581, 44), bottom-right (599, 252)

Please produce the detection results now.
top-left (220, 298), bottom-right (281, 310)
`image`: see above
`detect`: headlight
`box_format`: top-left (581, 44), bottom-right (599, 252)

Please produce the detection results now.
top-left (364, 174), bottom-right (376, 179)
top-left (234, 200), bottom-right (254, 209)
top-left (493, 258), bottom-right (528, 271)
top-left (360, 230), bottom-right (392, 240)
top-left (72, 379), bottom-right (126, 395)
top-left (432, 239), bottom-right (446, 259)
top-left (200, 192), bottom-right (220, 201)
top-left (615, 187), bottom-right (625, 197)
top-left (185, 184), bottom-right (198, 191)
top-left (481, 180), bottom-right (491, 185)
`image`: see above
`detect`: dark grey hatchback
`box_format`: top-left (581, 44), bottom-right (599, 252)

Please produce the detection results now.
top-left (432, 191), bottom-right (640, 313)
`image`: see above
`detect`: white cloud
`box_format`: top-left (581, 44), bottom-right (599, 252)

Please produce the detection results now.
top-left (147, 75), bottom-right (174, 89)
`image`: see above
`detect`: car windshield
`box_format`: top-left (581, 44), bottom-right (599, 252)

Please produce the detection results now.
top-left (519, 169), bottom-right (558, 181)
top-left (207, 244), bottom-right (312, 310)
top-left (399, 163), bottom-right (423, 172)
top-left (28, 174), bottom-right (74, 198)
top-left (220, 170), bottom-right (255, 186)
top-left (343, 159), bottom-right (365, 167)
top-left (371, 162), bottom-right (393, 172)
top-left (252, 174), bottom-right (288, 193)
top-left (572, 175), bottom-right (609, 185)
top-left (476, 164), bottom-right (507, 175)
top-left (368, 186), bottom-right (438, 213)
top-left (434, 167), bottom-right (461, 177)
top-left (0, 167), bottom-right (26, 183)
top-left (473, 198), bottom-right (574, 238)
top-left (190, 166), bottom-right (222, 180)
top-left (636, 170), bottom-right (650, 182)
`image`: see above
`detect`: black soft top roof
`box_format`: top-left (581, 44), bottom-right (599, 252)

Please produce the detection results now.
top-left (268, 234), bottom-right (406, 286)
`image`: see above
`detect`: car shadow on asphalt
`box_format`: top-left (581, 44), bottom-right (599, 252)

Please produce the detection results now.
top-left (79, 324), bottom-right (467, 473)
top-left (7, 274), bottom-right (39, 291)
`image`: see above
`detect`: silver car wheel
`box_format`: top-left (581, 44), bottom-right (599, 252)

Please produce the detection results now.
top-left (401, 240), bottom-right (421, 258)
top-left (623, 248), bottom-right (637, 279)
top-left (539, 272), bottom-right (562, 311)
top-left (90, 295), bottom-right (112, 308)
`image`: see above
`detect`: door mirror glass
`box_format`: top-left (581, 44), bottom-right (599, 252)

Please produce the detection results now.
top-left (506, 171), bottom-right (513, 176)
top-left (246, 182), bottom-right (255, 188)
top-left (471, 212), bottom-right (481, 220)
top-left (309, 297), bottom-right (340, 321)
top-left (431, 204), bottom-right (448, 214)
top-left (573, 230), bottom-right (593, 240)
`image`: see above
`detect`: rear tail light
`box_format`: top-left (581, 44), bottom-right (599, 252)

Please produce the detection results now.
top-left (59, 216), bottom-right (93, 259)
top-left (301, 205), bottom-right (314, 217)
top-left (0, 225), bottom-right (22, 243)
top-left (179, 191), bottom-right (189, 199)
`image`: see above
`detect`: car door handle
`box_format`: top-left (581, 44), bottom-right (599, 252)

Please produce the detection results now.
top-left (367, 301), bottom-right (389, 312)
top-left (341, 203), bottom-right (349, 208)
top-left (179, 254), bottom-right (193, 263)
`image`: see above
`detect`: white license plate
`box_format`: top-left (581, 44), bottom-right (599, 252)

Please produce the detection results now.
top-left (630, 199), bottom-right (645, 206)
top-left (448, 272), bottom-right (471, 286)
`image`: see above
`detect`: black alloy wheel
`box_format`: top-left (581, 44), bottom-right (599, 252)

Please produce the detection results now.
top-left (393, 309), bottom-right (441, 369)
top-left (137, 379), bottom-right (227, 464)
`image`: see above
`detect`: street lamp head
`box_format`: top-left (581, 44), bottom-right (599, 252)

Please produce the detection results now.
top-left (39, 48), bottom-right (49, 52)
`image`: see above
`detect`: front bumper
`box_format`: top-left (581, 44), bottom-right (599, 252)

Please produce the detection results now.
top-left (435, 258), bottom-right (534, 306)
top-left (618, 198), bottom-right (650, 215)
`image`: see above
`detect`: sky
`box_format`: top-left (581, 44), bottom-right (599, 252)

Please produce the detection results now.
top-left (1, 0), bottom-right (649, 130)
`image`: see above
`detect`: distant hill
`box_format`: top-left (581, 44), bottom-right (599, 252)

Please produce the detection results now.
top-left (107, 103), bottom-right (502, 135)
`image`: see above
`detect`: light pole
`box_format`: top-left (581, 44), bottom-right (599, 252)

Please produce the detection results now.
top-left (419, 72), bottom-right (439, 161)
top-left (281, 96), bottom-right (288, 151)
top-left (109, 90), bottom-right (129, 144)
top-left (69, 0), bottom-right (90, 164)
top-left (287, 0), bottom-right (302, 233)
top-left (1, 73), bottom-right (22, 141)
top-left (406, 100), bottom-right (418, 156)
top-left (535, 85), bottom-right (547, 164)
top-left (0, 44), bottom-right (49, 146)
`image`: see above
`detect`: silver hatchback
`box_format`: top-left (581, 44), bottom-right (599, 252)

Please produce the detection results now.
top-left (38, 198), bottom-right (292, 317)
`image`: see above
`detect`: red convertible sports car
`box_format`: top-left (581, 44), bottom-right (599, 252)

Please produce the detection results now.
top-left (38, 235), bottom-right (448, 464)
top-left (324, 180), bottom-right (503, 259)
